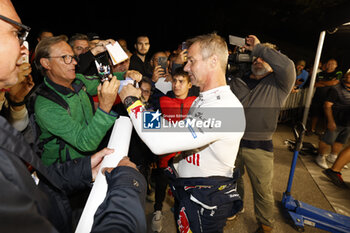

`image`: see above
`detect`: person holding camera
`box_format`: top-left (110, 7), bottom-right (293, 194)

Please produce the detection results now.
top-left (147, 51), bottom-right (172, 110)
top-left (229, 35), bottom-right (295, 233)
top-left (33, 36), bottom-right (120, 166)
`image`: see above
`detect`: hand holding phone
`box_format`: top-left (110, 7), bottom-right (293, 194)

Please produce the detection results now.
top-left (157, 56), bottom-right (168, 73)
top-left (152, 66), bottom-right (164, 83)
top-left (22, 41), bottom-right (29, 64)
top-left (181, 41), bottom-right (188, 51)
top-left (244, 35), bottom-right (261, 51)
top-left (95, 60), bottom-right (111, 82)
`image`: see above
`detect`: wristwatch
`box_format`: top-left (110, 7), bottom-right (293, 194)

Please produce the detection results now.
top-left (123, 96), bottom-right (139, 109)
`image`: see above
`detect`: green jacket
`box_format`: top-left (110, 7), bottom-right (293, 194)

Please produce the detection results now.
top-left (35, 74), bottom-right (118, 165)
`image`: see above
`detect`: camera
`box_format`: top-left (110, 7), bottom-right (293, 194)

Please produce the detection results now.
top-left (227, 35), bottom-right (253, 79)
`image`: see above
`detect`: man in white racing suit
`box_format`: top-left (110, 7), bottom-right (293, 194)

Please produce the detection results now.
top-left (120, 33), bottom-right (245, 233)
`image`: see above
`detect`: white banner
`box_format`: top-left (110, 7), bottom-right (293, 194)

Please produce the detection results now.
top-left (75, 116), bottom-right (133, 233)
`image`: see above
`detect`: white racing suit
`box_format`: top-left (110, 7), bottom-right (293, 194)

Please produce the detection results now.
top-left (127, 85), bottom-right (245, 232)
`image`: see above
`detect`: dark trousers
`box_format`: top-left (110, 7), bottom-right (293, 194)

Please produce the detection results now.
top-left (164, 164), bottom-right (243, 233)
top-left (153, 168), bottom-right (169, 211)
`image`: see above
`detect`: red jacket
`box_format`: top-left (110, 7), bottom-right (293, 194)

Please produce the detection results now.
top-left (158, 96), bottom-right (196, 168)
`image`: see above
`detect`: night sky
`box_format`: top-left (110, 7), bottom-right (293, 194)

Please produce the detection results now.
top-left (13, 0), bottom-right (350, 72)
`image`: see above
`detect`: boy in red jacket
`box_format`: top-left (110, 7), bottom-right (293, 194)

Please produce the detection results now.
top-left (151, 68), bottom-right (197, 232)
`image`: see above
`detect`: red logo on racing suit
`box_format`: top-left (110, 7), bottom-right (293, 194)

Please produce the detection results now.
top-left (178, 207), bottom-right (192, 233)
top-left (130, 105), bottom-right (143, 119)
top-left (185, 153), bottom-right (200, 166)
top-left (184, 185), bottom-right (212, 191)
top-left (165, 166), bottom-right (174, 175)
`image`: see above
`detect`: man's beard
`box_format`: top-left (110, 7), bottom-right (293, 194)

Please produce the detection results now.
top-left (251, 63), bottom-right (271, 77)
top-left (137, 50), bottom-right (147, 56)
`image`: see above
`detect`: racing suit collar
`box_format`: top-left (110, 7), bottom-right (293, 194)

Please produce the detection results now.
top-left (199, 85), bottom-right (229, 99)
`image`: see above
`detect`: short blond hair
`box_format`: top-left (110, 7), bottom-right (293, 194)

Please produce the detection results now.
top-left (187, 33), bottom-right (228, 72)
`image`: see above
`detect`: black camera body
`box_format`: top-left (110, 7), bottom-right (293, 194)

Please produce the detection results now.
top-left (227, 36), bottom-right (253, 80)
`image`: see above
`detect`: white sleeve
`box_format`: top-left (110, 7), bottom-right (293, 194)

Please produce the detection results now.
top-left (127, 102), bottom-right (244, 155)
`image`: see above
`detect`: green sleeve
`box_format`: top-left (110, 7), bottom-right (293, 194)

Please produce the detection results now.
top-left (113, 71), bottom-right (126, 80)
top-left (76, 73), bottom-right (101, 96)
top-left (35, 97), bottom-right (117, 152)
top-left (76, 73), bottom-right (125, 96)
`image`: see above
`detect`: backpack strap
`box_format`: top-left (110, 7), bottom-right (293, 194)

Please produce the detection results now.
top-left (35, 83), bottom-right (70, 161)
top-left (36, 83), bottom-right (70, 115)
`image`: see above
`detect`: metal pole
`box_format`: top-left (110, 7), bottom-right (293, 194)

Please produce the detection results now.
top-left (302, 31), bottom-right (326, 126)
top-left (285, 31), bottom-right (326, 195)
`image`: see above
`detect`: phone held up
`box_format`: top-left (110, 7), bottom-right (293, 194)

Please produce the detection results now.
top-left (95, 60), bottom-right (111, 82)
top-left (181, 41), bottom-right (188, 51)
top-left (157, 56), bottom-right (168, 74)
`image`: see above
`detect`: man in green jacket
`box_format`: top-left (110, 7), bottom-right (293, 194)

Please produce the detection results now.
top-left (34, 36), bottom-right (120, 165)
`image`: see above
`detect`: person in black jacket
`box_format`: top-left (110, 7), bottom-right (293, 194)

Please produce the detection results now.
top-left (129, 35), bottom-right (151, 76)
top-left (0, 1), bottom-right (147, 232)
top-left (75, 37), bottom-right (115, 76)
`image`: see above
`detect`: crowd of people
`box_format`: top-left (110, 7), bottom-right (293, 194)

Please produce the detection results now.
top-left (292, 57), bottom-right (350, 189)
top-left (0, 0), bottom-right (349, 233)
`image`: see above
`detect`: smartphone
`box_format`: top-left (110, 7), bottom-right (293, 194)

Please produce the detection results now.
top-left (95, 60), bottom-right (111, 82)
top-left (22, 41), bottom-right (29, 63)
top-left (181, 41), bottom-right (187, 51)
top-left (157, 56), bottom-right (168, 73)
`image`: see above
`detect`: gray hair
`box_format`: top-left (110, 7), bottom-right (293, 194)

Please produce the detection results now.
top-left (186, 32), bottom-right (228, 72)
top-left (68, 33), bottom-right (89, 48)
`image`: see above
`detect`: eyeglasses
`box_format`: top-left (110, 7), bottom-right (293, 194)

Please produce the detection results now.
top-left (0, 14), bottom-right (31, 46)
top-left (46, 55), bottom-right (79, 64)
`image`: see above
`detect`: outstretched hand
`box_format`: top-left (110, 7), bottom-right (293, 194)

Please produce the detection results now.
top-left (119, 84), bottom-right (142, 104)
top-left (97, 75), bottom-right (120, 113)
top-left (91, 148), bottom-right (115, 181)
top-left (102, 156), bottom-right (138, 174)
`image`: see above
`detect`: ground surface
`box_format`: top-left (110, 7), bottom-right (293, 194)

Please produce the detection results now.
top-left (144, 124), bottom-right (350, 233)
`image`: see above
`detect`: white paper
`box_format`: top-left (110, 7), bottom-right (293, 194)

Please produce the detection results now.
top-left (229, 35), bottom-right (245, 47)
top-left (106, 42), bottom-right (129, 65)
top-left (75, 116), bottom-right (133, 233)
top-left (155, 77), bottom-right (172, 95)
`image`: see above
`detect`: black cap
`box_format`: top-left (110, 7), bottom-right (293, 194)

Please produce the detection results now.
top-left (87, 32), bottom-right (100, 41)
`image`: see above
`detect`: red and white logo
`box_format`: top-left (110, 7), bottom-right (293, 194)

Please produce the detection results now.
top-left (178, 207), bottom-right (192, 233)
